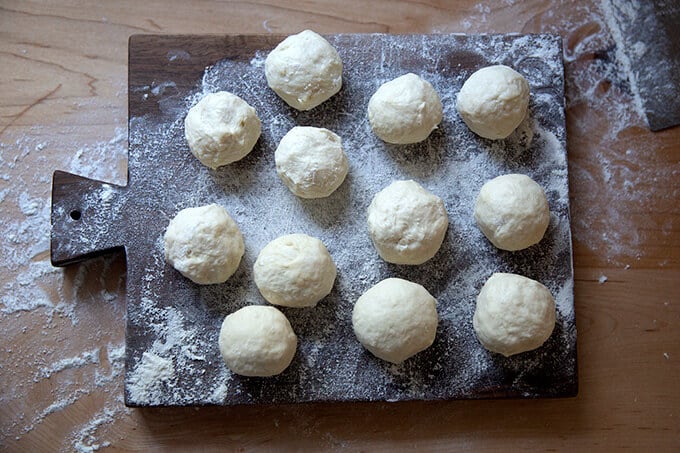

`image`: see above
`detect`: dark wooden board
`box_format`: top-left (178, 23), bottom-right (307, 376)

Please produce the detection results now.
top-left (51, 33), bottom-right (576, 407)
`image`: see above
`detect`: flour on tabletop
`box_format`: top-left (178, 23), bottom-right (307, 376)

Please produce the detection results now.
top-left (1, 126), bottom-right (128, 448)
top-left (66, 127), bottom-right (128, 185)
top-left (71, 405), bottom-right (119, 453)
top-left (562, 1), bottom-right (679, 264)
top-left (37, 348), bottom-right (100, 381)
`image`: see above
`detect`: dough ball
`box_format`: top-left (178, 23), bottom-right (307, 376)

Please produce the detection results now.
top-left (164, 204), bottom-right (244, 285)
top-left (218, 305), bottom-right (297, 376)
top-left (265, 29), bottom-right (343, 111)
top-left (367, 73), bottom-right (443, 145)
top-left (275, 126), bottom-right (349, 199)
top-left (473, 273), bottom-right (556, 357)
top-left (184, 91), bottom-right (261, 169)
top-left (456, 65), bottom-right (530, 139)
top-left (474, 174), bottom-right (550, 251)
top-left (367, 180), bottom-right (448, 265)
top-left (352, 278), bottom-right (438, 364)
top-left (254, 234), bottom-right (336, 308)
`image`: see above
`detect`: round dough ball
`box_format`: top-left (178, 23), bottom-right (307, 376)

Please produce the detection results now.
top-left (456, 65), bottom-right (530, 139)
top-left (352, 278), bottom-right (438, 364)
top-left (367, 180), bottom-right (448, 265)
top-left (265, 29), bottom-right (343, 111)
top-left (275, 126), bottom-right (349, 199)
top-left (184, 91), bottom-right (261, 169)
top-left (254, 234), bottom-right (336, 308)
top-left (473, 273), bottom-right (556, 357)
top-left (218, 305), bottom-right (297, 376)
top-left (367, 73), bottom-right (443, 144)
top-left (163, 204), bottom-right (244, 285)
top-left (474, 174), bottom-right (550, 251)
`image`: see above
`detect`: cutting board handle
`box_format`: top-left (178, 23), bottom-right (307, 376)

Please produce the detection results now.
top-left (51, 170), bottom-right (127, 266)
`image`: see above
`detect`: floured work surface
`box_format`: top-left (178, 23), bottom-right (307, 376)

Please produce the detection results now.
top-left (53, 34), bottom-right (576, 407)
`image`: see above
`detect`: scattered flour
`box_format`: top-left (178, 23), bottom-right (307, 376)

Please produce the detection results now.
top-left (1, 123), bottom-right (127, 449)
top-left (126, 352), bottom-right (175, 405)
top-left (37, 348), bottom-right (100, 381)
top-left (71, 405), bottom-right (120, 453)
top-left (65, 127), bottom-right (128, 185)
top-left (521, 0), bottom-right (680, 264)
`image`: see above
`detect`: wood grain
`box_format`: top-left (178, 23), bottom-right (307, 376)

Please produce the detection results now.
top-left (1, 0), bottom-right (678, 451)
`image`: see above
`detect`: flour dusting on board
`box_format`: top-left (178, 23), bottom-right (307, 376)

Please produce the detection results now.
top-left (120, 33), bottom-right (575, 406)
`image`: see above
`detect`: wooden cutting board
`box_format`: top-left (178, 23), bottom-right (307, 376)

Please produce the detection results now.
top-left (51, 33), bottom-right (576, 407)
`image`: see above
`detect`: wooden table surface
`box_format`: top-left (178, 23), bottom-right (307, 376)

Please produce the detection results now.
top-left (1, 1), bottom-right (678, 451)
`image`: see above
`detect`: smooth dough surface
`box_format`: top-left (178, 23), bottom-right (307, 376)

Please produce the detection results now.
top-left (474, 173), bottom-right (550, 251)
top-left (473, 273), bottom-right (556, 357)
top-left (275, 126), bottom-right (349, 199)
top-left (456, 65), bottom-right (530, 140)
top-left (352, 278), bottom-right (438, 364)
top-left (254, 234), bottom-right (337, 308)
top-left (218, 305), bottom-right (297, 376)
top-left (265, 29), bottom-right (342, 111)
top-left (367, 73), bottom-right (443, 144)
top-left (184, 91), bottom-right (261, 169)
top-left (367, 180), bottom-right (448, 265)
top-left (163, 204), bottom-right (244, 285)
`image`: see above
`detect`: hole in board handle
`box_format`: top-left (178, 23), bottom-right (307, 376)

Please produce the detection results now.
top-left (70, 210), bottom-right (82, 221)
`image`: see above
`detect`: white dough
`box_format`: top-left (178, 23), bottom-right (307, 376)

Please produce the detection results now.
top-left (254, 234), bottom-right (336, 308)
top-left (352, 278), bottom-right (438, 364)
top-left (218, 305), bottom-right (297, 376)
top-left (367, 180), bottom-right (448, 265)
top-left (163, 204), bottom-right (244, 285)
top-left (275, 126), bottom-right (349, 199)
top-left (367, 73), bottom-right (443, 144)
top-left (474, 173), bottom-right (550, 251)
top-left (265, 30), bottom-right (343, 111)
top-left (473, 273), bottom-right (556, 357)
top-left (184, 91), bottom-right (261, 169)
top-left (456, 65), bottom-right (530, 139)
